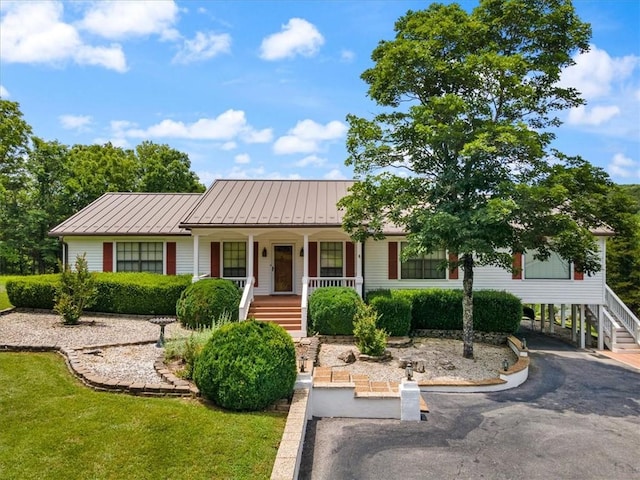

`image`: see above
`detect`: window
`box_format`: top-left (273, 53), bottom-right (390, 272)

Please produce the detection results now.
top-left (223, 242), bottom-right (246, 277)
top-left (524, 251), bottom-right (570, 279)
top-left (320, 242), bottom-right (343, 277)
top-left (116, 242), bottom-right (163, 273)
top-left (400, 243), bottom-right (446, 279)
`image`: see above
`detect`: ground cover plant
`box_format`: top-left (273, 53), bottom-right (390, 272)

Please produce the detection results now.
top-left (0, 352), bottom-right (285, 480)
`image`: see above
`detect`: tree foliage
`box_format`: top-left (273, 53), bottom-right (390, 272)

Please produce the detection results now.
top-left (0, 100), bottom-right (206, 274)
top-left (339, 0), bottom-right (619, 358)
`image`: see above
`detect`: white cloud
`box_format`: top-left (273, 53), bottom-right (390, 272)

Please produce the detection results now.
top-left (79, 0), bottom-right (179, 40)
top-left (234, 153), bottom-right (251, 164)
top-left (0, 1), bottom-right (126, 72)
top-left (172, 32), bottom-right (231, 64)
top-left (567, 105), bottom-right (620, 126)
top-left (59, 114), bottom-right (92, 130)
top-left (324, 168), bottom-right (347, 180)
top-left (295, 155), bottom-right (327, 167)
top-left (92, 136), bottom-right (130, 149)
top-left (259, 18), bottom-right (324, 60)
top-left (221, 141), bottom-right (237, 151)
top-left (274, 119), bottom-right (347, 154)
top-left (0, 85), bottom-right (9, 98)
top-left (340, 49), bottom-right (355, 63)
top-left (198, 167), bottom-right (302, 181)
top-left (120, 109), bottom-right (270, 144)
top-left (560, 44), bottom-right (638, 100)
top-left (242, 128), bottom-right (273, 144)
top-left (608, 153), bottom-right (640, 180)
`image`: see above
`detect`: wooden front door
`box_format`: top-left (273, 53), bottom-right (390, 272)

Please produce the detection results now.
top-left (273, 245), bottom-right (293, 293)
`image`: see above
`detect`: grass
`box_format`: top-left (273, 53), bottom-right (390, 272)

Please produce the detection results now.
top-left (0, 353), bottom-right (286, 480)
top-left (0, 275), bottom-right (20, 310)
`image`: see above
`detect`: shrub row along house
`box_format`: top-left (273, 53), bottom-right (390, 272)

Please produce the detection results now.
top-left (50, 179), bottom-right (638, 351)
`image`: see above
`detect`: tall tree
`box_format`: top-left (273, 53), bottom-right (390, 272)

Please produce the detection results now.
top-left (338, 0), bottom-right (612, 358)
top-left (135, 141), bottom-right (205, 193)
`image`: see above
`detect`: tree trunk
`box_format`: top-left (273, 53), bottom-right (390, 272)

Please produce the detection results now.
top-left (462, 253), bottom-right (474, 359)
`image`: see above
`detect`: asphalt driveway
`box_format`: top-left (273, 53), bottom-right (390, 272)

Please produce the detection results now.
top-left (299, 332), bottom-right (640, 480)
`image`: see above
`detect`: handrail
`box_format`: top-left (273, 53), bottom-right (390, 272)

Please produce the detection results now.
top-left (301, 277), bottom-right (309, 337)
top-left (605, 285), bottom-right (639, 343)
top-left (238, 276), bottom-right (254, 321)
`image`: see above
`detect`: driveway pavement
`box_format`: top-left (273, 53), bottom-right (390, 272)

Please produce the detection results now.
top-left (299, 332), bottom-right (640, 480)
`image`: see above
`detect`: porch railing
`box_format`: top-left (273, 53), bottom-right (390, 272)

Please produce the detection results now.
top-left (605, 285), bottom-right (640, 344)
top-left (301, 278), bottom-right (309, 336)
top-left (238, 276), bottom-right (254, 321)
top-left (308, 277), bottom-right (356, 295)
top-left (226, 277), bottom-right (246, 289)
top-left (587, 303), bottom-right (619, 350)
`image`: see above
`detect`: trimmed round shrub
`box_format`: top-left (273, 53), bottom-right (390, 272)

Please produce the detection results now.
top-left (193, 320), bottom-right (297, 411)
top-left (176, 278), bottom-right (241, 329)
top-left (473, 290), bottom-right (523, 333)
top-left (369, 295), bottom-right (412, 336)
top-left (308, 287), bottom-right (363, 335)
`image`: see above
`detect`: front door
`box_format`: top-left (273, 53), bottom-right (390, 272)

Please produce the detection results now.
top-left (273, 245), bottom-right (293, 293)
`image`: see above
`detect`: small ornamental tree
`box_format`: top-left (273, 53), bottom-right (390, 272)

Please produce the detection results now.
top-left (54, 253), bottom-right (97, 325)
top-left (339, 0), bottom-right (617, 359)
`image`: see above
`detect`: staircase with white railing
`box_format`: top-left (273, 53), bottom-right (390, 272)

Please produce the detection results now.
top-left (589, 286), bottom-right (640, 353)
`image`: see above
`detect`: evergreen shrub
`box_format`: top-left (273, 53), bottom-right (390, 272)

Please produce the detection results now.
top-left (353, 304), bottom-right (387, 356)
top-left (6, 275), bottom-right (59, 309)
top-left (193, 320), bottom-right (297, 411)
top-left (176, 278), bottom-right (241, 329)
top-left (308, 287), bottom-right (363, 335)
top-left (369, 295), bottom-right (412, 336)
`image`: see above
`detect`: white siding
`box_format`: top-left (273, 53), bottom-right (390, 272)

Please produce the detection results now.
top-left (66, 237), bottom-right (104, 272)
top-left (175, 238), bottom-right (193, 275)
top-left (364, 237), bottom-right (607, 305)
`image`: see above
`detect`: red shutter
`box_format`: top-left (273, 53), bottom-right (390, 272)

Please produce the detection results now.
top-left (211, 242), bottom-right (220, 278)
top-left (574, 263), bottom-right (584, 281)
top-left (308, 242), bottom-right (318, 277)
top-left (512, 252), bottom-right (523, 280)
top-left (448, 253), bottom-right (459, 280)
top-left (103, 242), bottom-right (113, 272)
top-left (345, 242), bottom-right (355, 278)
top-left (388, 242), bottom-right (398, 280)
top-left (253, 242), bottom-right (259, 287)
top-left (166, 242), bottom-right (176, 275)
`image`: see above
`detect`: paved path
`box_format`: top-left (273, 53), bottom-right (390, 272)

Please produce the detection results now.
top-left (299, 332), bottom-right (640, 480)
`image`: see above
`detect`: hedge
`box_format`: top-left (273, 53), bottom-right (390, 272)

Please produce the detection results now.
top-left (176, 278), bottom-right (241, 329)
top-left (368, 295), bottom-right (412, 336)
top-left (367, 288), bottom-right (522, 333)
top-left (6, 273), bottom-right (192, 315)
top-left (308, 287), bottom-right (363, 335)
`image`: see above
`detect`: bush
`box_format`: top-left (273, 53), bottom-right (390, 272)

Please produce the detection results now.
top-left (6, 272), bottom-right (191, 315)
top-left (308, 287), bottom-right (363, 335)
top-left (193, 320), bottom-right (297, 411)
top-left (6, 275), bottom-right (59, 309)
top-left (164, 313), bottom-right (233, 380)
top-left (54, 254), bottom-right (97, 325)
top-left (369, 295), bottom-right (412, 336)
top-left (353, 304), bottom-right (387, 356)
top-left (176, 279), bottom-right (241, 329)
top-left (366, 288), bottom-right (522, 333)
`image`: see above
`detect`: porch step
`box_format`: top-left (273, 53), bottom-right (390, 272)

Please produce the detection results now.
top-left (248, 296), bottom-right (302, 331)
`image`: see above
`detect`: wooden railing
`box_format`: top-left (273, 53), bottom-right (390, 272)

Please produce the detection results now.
top-left (308, 277), bottom-right (356, 295)
top-left (226, 277), bottom-right (246, 289)
top-left (301, 278), bottom-right (309, 336)
top-left (587, 304), bottom-right (619, 350)
top-left (605, 285), bottom-right (639, 344)
top-left (238, 277), bottom-right (254, 321)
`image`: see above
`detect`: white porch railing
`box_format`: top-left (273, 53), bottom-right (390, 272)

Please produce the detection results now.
top-left (587, 303), bottom-right (619, 350)
top-left (301, 278), bottom-right (309, 336)
top-left (308, 277), bottom-right (356, 295)
top-left (238, 276), bottom-right (254, 321)
top-left (605, 285), bottom-right (640, 344)
top-left (226, 277), bottom-right (246, 289)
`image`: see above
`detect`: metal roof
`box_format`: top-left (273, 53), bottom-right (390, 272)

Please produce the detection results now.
top-left (180, 179), bottom-right (356, 227)
top-left (49, 193), bottom-right (202, 236)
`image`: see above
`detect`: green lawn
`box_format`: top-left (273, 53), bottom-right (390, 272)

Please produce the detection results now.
top-left (0, 353), bottom-right (286, 480)
top-left (0, 275), bottom-right (20, 310)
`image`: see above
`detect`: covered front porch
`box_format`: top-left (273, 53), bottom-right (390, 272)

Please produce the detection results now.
top-left (188, 227), bottom-right (363, 336)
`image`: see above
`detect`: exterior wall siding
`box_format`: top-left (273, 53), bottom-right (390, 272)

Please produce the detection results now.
top-left (364, 237), bottom-right (607, 305)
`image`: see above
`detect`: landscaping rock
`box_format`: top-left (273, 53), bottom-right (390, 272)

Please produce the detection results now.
top-left (338, 349), bottom-right (357, 364)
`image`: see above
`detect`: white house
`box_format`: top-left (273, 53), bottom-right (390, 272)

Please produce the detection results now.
top-left (50, 179), bottom-right (638, 351)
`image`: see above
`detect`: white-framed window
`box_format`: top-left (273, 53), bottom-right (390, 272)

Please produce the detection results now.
top-left (524, 251), bottom-right (570, 279)
top-left (320, 241), bottom-right (343, 277)
top-left (223, 241), bottom-right (246, 277)
top-left (400, 243), bottom-right (446, 279)
top-left (116, 242), bottom-right (163, 273)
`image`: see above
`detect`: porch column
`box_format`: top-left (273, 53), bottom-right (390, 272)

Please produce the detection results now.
top-left (303, 234), bottom-right (309, 280)
top-left (548, 304), bottom-right (554, 334)
top-left (571, 304), bottom-right (577, 342)
top-left (540, 304), bottom-right (545, 332)
top-left (597, 305), bottom-right (604, 350)
top-left (192, 234), bottom-right (200, 282)
top-left (355, 241), bottom-right (363, 298)
top-left (561, 304), bottom-right (566, 329)
top-left (579, 304), bottom-right (586, 349)
top-left (247, 234), bottom-right (254, 284)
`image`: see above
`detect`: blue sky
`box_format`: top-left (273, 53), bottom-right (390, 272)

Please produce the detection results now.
top-left (1, 0), bottom-right (638, 186)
